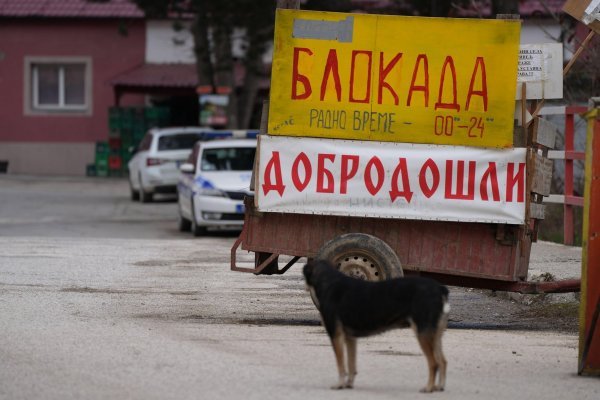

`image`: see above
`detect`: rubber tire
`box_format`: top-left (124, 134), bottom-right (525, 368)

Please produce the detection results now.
top-left (190, 200), bottom-right (207, 237)
top-left (316, 233), bottom-right (403, 281)
top-left (129, 176), bottom-right (140, 201)
top-left (178, 205), bottom-right (192, 232)
top-left (139, 175), bottom-right (153, 203)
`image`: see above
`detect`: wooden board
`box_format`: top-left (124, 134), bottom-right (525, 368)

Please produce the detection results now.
top-left (533, 117), bottom-right (559, 149)
top-left (530, 152), bottom-right (553, 196)
top-left (529, 202), bottom-right (546, 220)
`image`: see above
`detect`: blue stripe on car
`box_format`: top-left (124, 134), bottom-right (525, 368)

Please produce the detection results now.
top-left (194, 175), bottom-right (215, 189)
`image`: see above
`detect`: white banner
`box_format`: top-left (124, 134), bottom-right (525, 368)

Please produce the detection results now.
top-left (257, 136), bottom-right (527, 224)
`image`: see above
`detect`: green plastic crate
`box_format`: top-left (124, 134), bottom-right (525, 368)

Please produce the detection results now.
top-left (95, 141), bottom-right (109, 156)
top-left (96, 165), bottom-right (108, 177)
top-left (108, 107), bottom-right (121, 130)
top-left (120, 108), bottom-right (136, 130)
top-left (144, 107), bottom-right (169, 119)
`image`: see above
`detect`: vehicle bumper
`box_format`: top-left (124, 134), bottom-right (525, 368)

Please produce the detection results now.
top-left (142, 167), bottom-right (179, 192)
top-left (153, 185), bottom-right (178, 194)
top-left (194, 195), bottom-right (246, 229)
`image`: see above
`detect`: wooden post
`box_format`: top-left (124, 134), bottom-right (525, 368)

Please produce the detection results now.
top-left (249, 101), bottom-right (268, 193)
top-left (564, 30), bottom-right (596, 77)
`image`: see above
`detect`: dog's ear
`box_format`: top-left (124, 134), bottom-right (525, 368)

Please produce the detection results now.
top-left (303, 262), bottom-right (315, 284)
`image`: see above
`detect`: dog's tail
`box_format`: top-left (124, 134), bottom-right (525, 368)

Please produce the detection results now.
top-left (440, 286), bottom-right (450, 314)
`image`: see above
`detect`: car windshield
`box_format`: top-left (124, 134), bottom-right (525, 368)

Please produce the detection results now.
top-left (158, 133), bottom-right (204, 151)
top-left (201, 147), bottom-right (256, 171)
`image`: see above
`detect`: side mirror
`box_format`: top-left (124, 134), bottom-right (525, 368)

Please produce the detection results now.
top-left (179, 163), bottom-right (195, 174)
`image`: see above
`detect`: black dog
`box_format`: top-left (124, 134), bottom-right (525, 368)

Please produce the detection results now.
top-left (303, 259), bottom-right (449, 392)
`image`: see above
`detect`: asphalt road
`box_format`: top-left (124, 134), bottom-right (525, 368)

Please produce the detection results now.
top-left (0, 175), bottom-right (596, 399)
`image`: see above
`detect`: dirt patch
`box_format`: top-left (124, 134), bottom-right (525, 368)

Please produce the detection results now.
top-left (61, 287), bottom-right (128, 294)
top-left (448, 287), bottom-right (579, 333)
top-left (133, 260), bottom-right (173, 267)
top-left (514, 302), bottom-right (579, 332)
top-left (61, 286), bottom-right (152, 295)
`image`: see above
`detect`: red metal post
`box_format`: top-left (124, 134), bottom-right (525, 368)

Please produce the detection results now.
top-left (563, 106), bottom-right (588, 245)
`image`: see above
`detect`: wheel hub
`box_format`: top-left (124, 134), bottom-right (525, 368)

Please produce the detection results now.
top-left (335, 254), bottom-right (380, 281)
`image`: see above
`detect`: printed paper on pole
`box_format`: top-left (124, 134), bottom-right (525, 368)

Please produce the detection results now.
top-left (257, 135), bottom-right (527, 224)
top-left (516, 43), bottom-right (563, 100)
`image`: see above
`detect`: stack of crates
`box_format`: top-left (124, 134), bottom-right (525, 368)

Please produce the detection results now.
top-left (99, 106), bottom-right (170, 177)
top-left (94, 141), bottom-right (109, 177)
top-left (144, 107), bottom-right (170, 129)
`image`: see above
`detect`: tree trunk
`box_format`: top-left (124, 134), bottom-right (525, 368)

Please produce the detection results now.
top-left (192, 12), bottom-right (215, 90)
top-left (212, 24), bottom-right (238, 128)
top-left (492, 0), bottom-right (519, 15)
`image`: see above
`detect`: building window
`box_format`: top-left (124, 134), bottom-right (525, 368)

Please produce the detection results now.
top-left (25, 57), bottom-right (92, 115)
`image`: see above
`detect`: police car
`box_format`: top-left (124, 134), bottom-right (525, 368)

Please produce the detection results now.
top-left (177, 138), bottom-right (257, 236)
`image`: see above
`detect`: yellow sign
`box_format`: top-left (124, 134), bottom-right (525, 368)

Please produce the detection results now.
top-left (268, 10), bottom-right (521, 148)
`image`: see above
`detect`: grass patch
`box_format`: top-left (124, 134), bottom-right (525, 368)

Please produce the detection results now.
top-left (530, 302), bottom-right (580, 319)
top-left (537, 203), bottom-right (583, 246)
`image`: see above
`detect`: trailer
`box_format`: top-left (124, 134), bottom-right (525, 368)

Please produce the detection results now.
top-left (230, 9), bottom-right (580, 295)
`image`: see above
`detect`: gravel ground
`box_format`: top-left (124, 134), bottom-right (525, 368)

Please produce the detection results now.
top-left (0, 175), bottom-right (593, 400)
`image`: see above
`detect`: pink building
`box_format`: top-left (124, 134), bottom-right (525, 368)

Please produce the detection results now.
top-left (0, 0), bottom-right (146, 175)
top-left (0, 0), bottom-right (578, 176)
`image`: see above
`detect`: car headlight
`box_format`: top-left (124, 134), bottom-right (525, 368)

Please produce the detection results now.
top-left (202, 212), bottom-right (222, 220)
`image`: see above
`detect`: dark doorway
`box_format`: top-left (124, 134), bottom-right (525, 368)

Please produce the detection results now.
top-left (151, 95), bottom-right (199, 126)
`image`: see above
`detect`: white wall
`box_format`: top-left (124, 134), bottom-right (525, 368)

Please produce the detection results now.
top-left (146, 20), bottom-right (273, 64)
top-left (146, 20), bottom-right (196, 64)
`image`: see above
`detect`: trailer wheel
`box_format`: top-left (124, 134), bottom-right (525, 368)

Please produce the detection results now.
top-left (316, 233), bottom-right (403, 281)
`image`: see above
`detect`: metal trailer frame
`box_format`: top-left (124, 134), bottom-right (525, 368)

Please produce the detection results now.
top-left (231, 197), bottom-right (580, 294)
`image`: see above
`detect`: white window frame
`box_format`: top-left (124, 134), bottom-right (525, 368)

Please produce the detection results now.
top-left (24, 56), bottom-right (92, 115)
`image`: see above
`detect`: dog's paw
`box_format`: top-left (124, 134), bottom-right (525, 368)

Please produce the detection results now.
top-left (433, 385), bottom-right (445, 392)
top-left (344, 375), bottom-right (355, 389)
top-left (330, 383), bottom-right (345, 390)
top-left (419, 386), bottom-right (435, 393)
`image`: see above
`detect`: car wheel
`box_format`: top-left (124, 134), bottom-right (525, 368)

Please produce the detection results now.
top-left (129, 176), bottom-right (140, 201)
top-left (315, 233), bottom-right (403, 281)
top-left (178, 204), bottom-right (192, 232)
top-left (190, 200), bottom-right (207, 237)
top-left (139, 175), bottom-right (153, 203)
